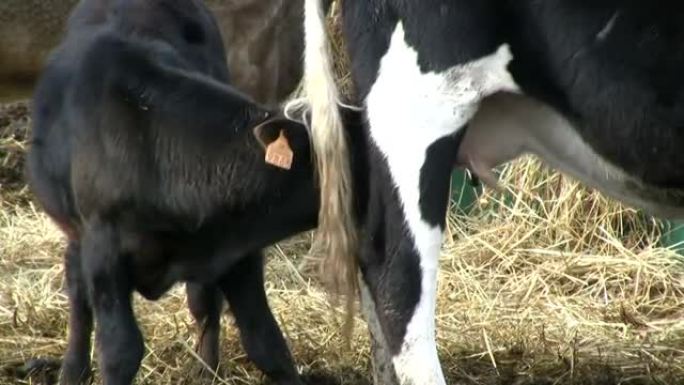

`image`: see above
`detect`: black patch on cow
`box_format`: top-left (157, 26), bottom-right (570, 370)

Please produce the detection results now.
top-left (342, 0), bottom-right (398, 100)
top-left (344, 0), bottom-right (505, 98)
top-left (340, 104), bottom-right (372, 227)
top-left (419, 133), bottom-right (461, 229)
top-left (503, 1), bottom-right (684, 189)
top-left (358, 140), bottom-right (422, 356)
top-left (393, 0), bottom-right (504, 73)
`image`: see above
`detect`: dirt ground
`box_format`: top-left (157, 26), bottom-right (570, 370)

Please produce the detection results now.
top-left (0, 101), bottom-right (30, 204)
top-left (1, 100), bottom-right (684, 385)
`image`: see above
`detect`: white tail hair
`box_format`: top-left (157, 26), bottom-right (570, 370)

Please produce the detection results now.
top-left (286, 0), bottom-right (359, 338)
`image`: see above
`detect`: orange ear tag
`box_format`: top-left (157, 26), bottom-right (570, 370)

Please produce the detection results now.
top-left (265, 130), bottom-right (294, 170)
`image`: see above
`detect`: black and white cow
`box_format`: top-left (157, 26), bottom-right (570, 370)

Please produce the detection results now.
top-left (296, 0), bottom-right (684, 384)
top-left (27, 0), bottom-right (327, 384)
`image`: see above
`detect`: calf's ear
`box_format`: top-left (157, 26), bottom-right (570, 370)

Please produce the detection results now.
top-left (253, 117), bottom-right (310, 170)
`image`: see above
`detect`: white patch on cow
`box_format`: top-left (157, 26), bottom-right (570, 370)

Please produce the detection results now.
top-left (365, 23), bottom-right (518, 384)
top-left (596, 11), bottom-right (620, 41)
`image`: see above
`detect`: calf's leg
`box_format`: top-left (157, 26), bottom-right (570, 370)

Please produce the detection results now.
top-left (220, 252), bottom-right (302, 385)
top-left (81, 221), bottom-right (143, 385)
top-left (61, 240), bottom-right (94, 385)
top-left (186, 283), bottom-right (223, 372)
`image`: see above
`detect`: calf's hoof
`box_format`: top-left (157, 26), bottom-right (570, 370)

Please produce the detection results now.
top-left (59, 358), bottom-right (91, 385)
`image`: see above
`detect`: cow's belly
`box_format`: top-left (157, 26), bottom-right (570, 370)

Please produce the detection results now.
top-left (459, 92), bottom-right (684, 219)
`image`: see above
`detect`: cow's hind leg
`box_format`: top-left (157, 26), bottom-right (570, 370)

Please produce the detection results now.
top-left (61, 240), bottom-right (93, 385)
top-left (360, 23), bottom-right (518, 385)
top-left (81, 221), bottom-right (143, 385)
top-left (186, 283), bottom-right (223, 372)
top-left (220, 252), bottom-right (302, 385)
top-left (358, 132), bottom-right (458, 385)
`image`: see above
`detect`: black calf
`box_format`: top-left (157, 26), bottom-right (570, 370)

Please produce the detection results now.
top-left (27, 0), bottom-right (318, 384)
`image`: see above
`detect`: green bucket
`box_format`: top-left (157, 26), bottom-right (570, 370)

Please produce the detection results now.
top-left (450, 169), bottom-right (482, 214)
top-left (659, 220), bottom-right (684, 255)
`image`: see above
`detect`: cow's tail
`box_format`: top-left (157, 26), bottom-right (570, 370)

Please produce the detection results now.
top-left (286, 0), bottom-right (358, 338)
